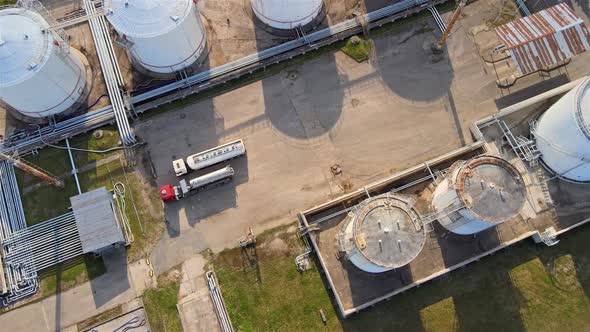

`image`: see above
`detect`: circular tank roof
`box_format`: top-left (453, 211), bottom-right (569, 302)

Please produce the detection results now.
top-left (106, 0), bottom-right (193, 38)
top-left (0, 8), bottom-right (52, 88)
top-left (455, 157), bottom-right (526, 224)
top-left (251, 0), bottom-right (323, 27)
top-left (352, 195), bottom-right (425, 269)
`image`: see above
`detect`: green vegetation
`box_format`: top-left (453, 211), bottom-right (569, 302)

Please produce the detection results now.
top-left (18, 127), bottom-right (164, 261)
top-left (213, 225), bottom-right (342, 331)
top-left (16, 128), bottom-right (164, 297)
top-left (38, 254), bottom-right (106, 297)
top-left (213, 222), bottom-right (590, 332)
top-left (341, 37), bottom-right (373, 62)
top-left (143, 271), bottom-right (183, 332)
top-left (0, 0), bottom-right (16, 5)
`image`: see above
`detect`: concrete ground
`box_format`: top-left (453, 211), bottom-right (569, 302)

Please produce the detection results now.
top-left (0, 247), bottom-right (154, 331)
top-left (3, 0), bottom-right (590, 329)
top-left (140, 0), bottom-right (590, 274)
top-left (177, 255), bottom-right (222, 332)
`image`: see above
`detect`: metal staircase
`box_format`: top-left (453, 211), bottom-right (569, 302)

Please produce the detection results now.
top-left (495, 118), bottom-right (541, 167)
top-left (539, 228), bottom-right (559, 246)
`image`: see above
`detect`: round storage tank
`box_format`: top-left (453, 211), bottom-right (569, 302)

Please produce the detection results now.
top-left (0, 8), bottom-right (89, 122)
top-left (534, 78), bottom-right (590, 183)
top-left (106, 0), bottom-right (207, 76)
top-left (339, 194), bottom-right (425, 273)
top-left (250, 0), bottom-right (324, 32)
top-left (431, 156), bottom-right (526, 235)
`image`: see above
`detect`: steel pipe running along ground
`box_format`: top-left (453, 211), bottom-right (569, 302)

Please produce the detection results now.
top-left (82, 0), bottom-right (135, 146)
top-left (0, 161), bottom-right (26, 240)
top-left (0, 0), bottom-right (441, 156)
top-left (206, 271), bottom-right (234, 332)
top-left (3, 213), bottom-right (82, 269)
top-left (0, 161), bottom-right (38, 304)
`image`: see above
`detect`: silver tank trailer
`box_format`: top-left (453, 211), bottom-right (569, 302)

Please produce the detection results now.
top-left (174, 139), bottom-right (246, 176)
top-left (177, 166), bottom-right (235, 198)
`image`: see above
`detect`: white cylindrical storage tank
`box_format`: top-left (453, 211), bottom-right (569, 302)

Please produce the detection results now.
top-left (339, 194), bottom-right (425, 273)
top-left (250, 0), bottom-right (325, 32)
top-left (105, 0), bottom-right (207, 76)
top-left (431, 156), bottom-right (526, 235)
top-left (534, 78), bottom-right (590, 183)
top-left (0, 8), bottom-right (88, 122)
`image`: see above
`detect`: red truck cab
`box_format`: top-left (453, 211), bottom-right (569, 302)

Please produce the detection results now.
top-left (159, 185), bottom-right (177, 203)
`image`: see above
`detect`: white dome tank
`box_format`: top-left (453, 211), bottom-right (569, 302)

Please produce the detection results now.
top-left (0, 8), bottom-right (88, 121)
top-left (431, 156), bottom-right (526, 235)
top-left (534, 78), bottom-right (590, 183)
top-left (250, 0), bottom-right (324, 31)
top-left (338, 194), bottom-right (425, 273)
top-left (106, 0), bottom-right (207, 76)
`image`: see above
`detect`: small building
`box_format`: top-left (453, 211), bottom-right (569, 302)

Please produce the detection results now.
top-left (71, 187), bottom-right (129, 253)
top-left (495, 3), bottom-right (590, 76)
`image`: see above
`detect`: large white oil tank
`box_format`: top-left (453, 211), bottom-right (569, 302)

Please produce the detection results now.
top-left (250, 0), bottom-right (325, 32)
top-left (431, 156), bottom-right (526, 235)
top-left (0, 8), bottom-right (89, 122)
top-left (534, 78), bottom-right (590, 183)
top-left (338, 194), bottom-right (425, 273)
top-left (105, 0), bottom-right (207, 76)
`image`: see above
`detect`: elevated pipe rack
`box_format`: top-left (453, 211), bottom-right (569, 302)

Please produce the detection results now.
top-left (0, 0), bottom-right (448, 156)
top-left (82, 0), bottom-right (135, 146)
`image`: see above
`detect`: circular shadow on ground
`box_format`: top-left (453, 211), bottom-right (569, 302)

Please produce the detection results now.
top-left (263, 53), bottom-right (345, 139)
top-left (373, 26), bottom-right (455, 103)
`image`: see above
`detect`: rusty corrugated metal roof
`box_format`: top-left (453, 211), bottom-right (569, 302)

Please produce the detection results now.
top-left (495, 3), bottom-right (590, 75)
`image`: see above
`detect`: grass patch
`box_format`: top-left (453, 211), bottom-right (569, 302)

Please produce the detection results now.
top-left (341, 37), bottom-right (373, 62)
top-left (18, 127), bottom-right (121, 184)
top-left (0, 0), bottom-right (16, 5)
top-left (213, 224), bottom-right (342, 331)
top-left (18, 159), bottom-right (162, 300)
top-left (143, 270), bottom-right (183, 332)
top-left (18, 144), bottom-right (164, 295)
top-left (213, 222), bottom-right (590, 332)
top-left (38, 254), bottom-right (106, 297)
top-left (19, 137), bottom-right (164, 260)
top-left (20, 176), bottom-right (79, 225)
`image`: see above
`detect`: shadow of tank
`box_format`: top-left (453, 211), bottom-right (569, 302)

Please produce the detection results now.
top-left (372, 20), bottom-right (455, 103)
top-left (261, 54), bottom-right (346, 139)
top-left (249, 0), bottom-right (345, 140)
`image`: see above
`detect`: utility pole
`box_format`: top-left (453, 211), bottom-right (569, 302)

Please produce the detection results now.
top-left (435, 0), bottom-right (469, 51)
top-left (0, 153), bottom-right (64, 189)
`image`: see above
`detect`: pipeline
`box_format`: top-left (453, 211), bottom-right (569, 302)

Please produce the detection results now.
top-left (206, 271), bottom-right (234, 332)
top-left (0, 161), bottom-right (38, 305)
top-left (0, 0), bottom-right (447, 156)
top-left (82, 0), bottom-right (135, 145)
